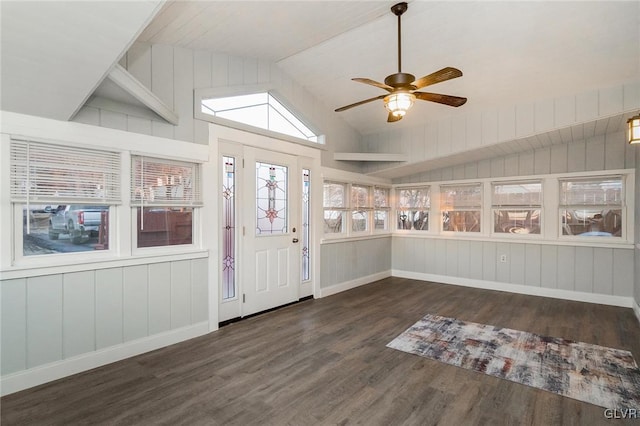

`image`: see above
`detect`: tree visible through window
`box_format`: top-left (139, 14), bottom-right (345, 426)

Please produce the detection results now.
top-left (202, 92), bottom-right (319, 143)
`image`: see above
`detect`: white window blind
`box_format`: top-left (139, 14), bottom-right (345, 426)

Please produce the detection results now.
top-left (492, 181), bottom-right (542, 207)
top-left (131, 156), bottom-right (202, 207)
top-left (559, 177), bottom-right (622, 206)
top-left (323, 182), bottom-right (347, 208)
top-left (441, 184), bottom-right (482, 209)
top-left (351, 185), bottom-right (371, 209)
top-left (397, 187), bottom-right (430, 208)
top-left (374, 187), bottom-right (390, 208)
top-left (10, 139), bottom-right (121, 203)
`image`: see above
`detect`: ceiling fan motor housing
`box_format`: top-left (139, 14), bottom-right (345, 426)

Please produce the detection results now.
top-left (384, 72), bottom-right (416, 90)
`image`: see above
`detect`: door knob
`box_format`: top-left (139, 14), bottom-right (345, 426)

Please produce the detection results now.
top-left (292, 238), bottom-right (299, 243)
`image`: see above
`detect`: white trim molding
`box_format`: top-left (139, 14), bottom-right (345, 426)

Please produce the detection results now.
top-left (0, 322), bottom-right (210, 397)
top-left (392, 270), bottom-right (635, 308)
top-left (634, 300), bottom-right (640, 326)
top-left (319, 270), bottom-right (391, 298)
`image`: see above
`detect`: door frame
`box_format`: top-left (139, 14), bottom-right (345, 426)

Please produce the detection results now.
top-left (209, 124), bottom-right (322, 324)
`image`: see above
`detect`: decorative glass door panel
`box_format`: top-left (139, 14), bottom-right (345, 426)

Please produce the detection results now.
top-left (302, 169), bottom-right (310, 282)
top-left (222, 156), bottom-right (236, 300)
top-left (242, 147), bottom-right (300, 317)
top-left (256, 162), bottom-right (287, 235)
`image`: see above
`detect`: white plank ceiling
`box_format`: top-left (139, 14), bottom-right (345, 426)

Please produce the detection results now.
top-left (1, 0), bottom-right (638, 167)
top-left (140, 1), bottom-right (639, 136)
top-left (0, 1), bottom-right (164, 121)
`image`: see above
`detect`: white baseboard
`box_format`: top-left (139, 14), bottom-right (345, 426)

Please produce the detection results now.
top-left (634, 300), bottom-right (640, 326)
top-left (0, 322), bottom-right (210, 396)
top-left (319, 270), bottom-right (391, 298)
top-left (392, 270), bottom-right (634, 308)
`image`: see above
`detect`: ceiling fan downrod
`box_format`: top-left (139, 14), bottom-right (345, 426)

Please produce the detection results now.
top-left (391, 2), bottom-right (408, 74)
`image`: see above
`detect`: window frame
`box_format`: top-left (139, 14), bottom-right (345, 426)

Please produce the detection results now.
top-left (373, 186), bottom-right (392, 233)
top-left (395, 186), bottom-right (431, 233)
top-left (440, 183), bottom-right (483, 234)
top-left (490, 180), bottom-right (543, 239)
top-left (323, 181), bottom-right (349, 237)
top-left (9, 139), bottom-right (121, 265)
top-left (130, 155), bottom-right (203, 255)
top-left (350, 184), bottom-right (372, 235)
top-left (195, 86), bottom-right (326, 148)
top-left (558, 175), bottom-right (625, 242)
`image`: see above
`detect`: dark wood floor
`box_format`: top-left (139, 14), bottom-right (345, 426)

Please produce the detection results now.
top-left (3, 277), bottom-right (640, 425)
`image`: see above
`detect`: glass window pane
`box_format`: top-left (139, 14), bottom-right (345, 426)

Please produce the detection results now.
top-left (351, 185), bottom-right (370, 208)
top-left (560, 178), bottom-right (622, 206)
top-left (137, 207), bottom-right (193, 248)
top-left (302, 169), bottom-right (311, 282)
top-left (561, 208), bottom-right (622, 237)
top-left (494, 209), bottom-right (541, 234)
top-left (324, 210), bottom-right (344, 233)
top-left (374, 187), bottom-right (390, 208)
top-left (398, 188), bottom-right (430, 209)
top-left (24, 204), bottom-right (110, 255)
top-left (397, 210), bottom-right (429, 231)
top-left (441, 184), bottom-right (482, 208)
top-left (492, 182), bottom-right (542, 206)
top-left (323, 183), bottom-right (345, 208)
top-left (442, 211), bottom-right (481, 232)
top-left (222, 157), bottom-right (236, 300)
top-left (218, 104), bottom-right (269, 130)
top-left (352, 210), bottom-right (368, 232)
top-left (201, 92), bottom-right (319, 143)
top-left (256, 162), bottom-right (287, 235)
top-left (374, 210), bottom-right (388, 230)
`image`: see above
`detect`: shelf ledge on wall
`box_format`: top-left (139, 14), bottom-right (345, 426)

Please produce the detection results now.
top-left (333, 152), bottom-right (408, 162)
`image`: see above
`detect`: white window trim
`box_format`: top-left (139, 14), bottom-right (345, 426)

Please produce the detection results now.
top-left (490, 179), bottom-right (544, 239)
top-left (321, 167), bottom-right (392, 242)
top-left (0, 112), bottom-right (208, 274)
top-left (392, 169), bottom-right (635, 248)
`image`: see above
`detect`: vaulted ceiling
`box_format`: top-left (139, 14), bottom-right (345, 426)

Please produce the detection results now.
top-left (2, 1), bottom-right (638, 140)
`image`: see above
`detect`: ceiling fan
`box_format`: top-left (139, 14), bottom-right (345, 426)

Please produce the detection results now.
top-left (335, 2), bottom-right (467, 123)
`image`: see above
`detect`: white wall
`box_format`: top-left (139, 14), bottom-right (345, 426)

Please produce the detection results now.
top-left (635, 144), bottom-right (640, 320)
top-left (390, 130), bottom-right (636, 308)
top-left (75, 43), bottom-right (363, 173)
top-left (361, 82), bottom-right (640, 175)
top-left (1, 259), bottom-right (207, 387)
top-left (320, 237), bottom-right (391, 297)
top-left (0, 113), bottom-right (212, 395)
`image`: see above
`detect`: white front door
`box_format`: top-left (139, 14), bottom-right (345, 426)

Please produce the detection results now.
top-left (242, 146), bottom-right (300, 316)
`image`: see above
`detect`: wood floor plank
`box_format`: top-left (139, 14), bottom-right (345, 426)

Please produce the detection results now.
top-left (2, 277), bottom-right (639, 425)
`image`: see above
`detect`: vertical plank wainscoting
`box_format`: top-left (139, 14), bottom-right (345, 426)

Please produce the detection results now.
top-left (0, 258), bottom-right (209, 396)
top-left (392, 237), bottom-right (635, 308)
top-left (319, 237), bottom-right (392, 297)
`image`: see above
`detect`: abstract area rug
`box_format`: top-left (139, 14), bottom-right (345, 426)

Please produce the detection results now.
top-left (387, 314), bottom-right (640, 409)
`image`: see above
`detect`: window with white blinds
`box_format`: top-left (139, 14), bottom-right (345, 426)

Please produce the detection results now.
top-left (441, 183), bottom-right (482, 232)
top-left (10, 139), bottom-right (121, 204)
top-left (559, 176), bottom-right (623, 238)
top-left (130, 156), bottom-right (202, 207)
top-left (492, 181), bottom-right (542, 235)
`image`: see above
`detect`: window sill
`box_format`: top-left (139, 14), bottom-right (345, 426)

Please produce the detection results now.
top-left (391, 232), bottom-right (634, 249)
top-left (321, 233), bottom-right (392, 245)
top-left (0, 249), bottom-right (209, 280)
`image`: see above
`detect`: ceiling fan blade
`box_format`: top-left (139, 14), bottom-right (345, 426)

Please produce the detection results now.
top-left (335, 95), bottom-right (386, 112)
top-left (414, 92), bottom-right (467, 107)
top-left (413, 67), bottom-right (463, 89)
top-left (387, 112), bottom-right (402, 123)
top-left (352, 78), bottom-right (394, 92)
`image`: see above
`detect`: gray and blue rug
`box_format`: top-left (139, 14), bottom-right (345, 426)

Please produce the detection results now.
top-left (387, 314), bottom-right (640, 409)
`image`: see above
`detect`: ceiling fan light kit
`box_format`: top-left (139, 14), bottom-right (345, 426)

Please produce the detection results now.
top-left (335, 2), bottom-right (467, 123)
